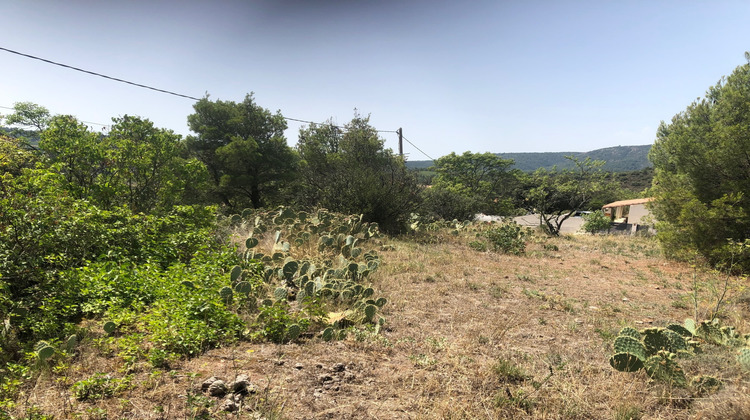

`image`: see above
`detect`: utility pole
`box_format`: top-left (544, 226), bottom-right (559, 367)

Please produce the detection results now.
top-left (397, 128), bottom-right (403, 157)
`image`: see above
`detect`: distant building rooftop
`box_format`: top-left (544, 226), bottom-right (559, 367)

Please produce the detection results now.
top-left (602, 198), bottom-right (654, 208)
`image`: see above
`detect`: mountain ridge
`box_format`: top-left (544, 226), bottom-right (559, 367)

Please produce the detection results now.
top-left (406, 145), bottom-right (652, 172)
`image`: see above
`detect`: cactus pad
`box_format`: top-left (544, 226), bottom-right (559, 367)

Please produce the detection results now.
top-left (737, 347), bottom-right (750, 370)
top-left (37, 345), bottom-right (55, 361)
top-left (609, 353), bottom-right (644, 372)
top-left (364, 304), bottom-right (377, 322)
top-left (219, 286), bottom-right (233, 300)
top-left (697, 321), bottom-right (725, 345)
top-left (235, 281), bottom-right (252, 294)
top-left (287, 324), bottom-right (301, 342)
top-left (103, 321), bottom-right (116, 335)
top-left (273, 287), bottom-right (288, 301)
top-left (282, 260), bottom-right (299, 280)
top-left (643, 328), bottom-right (670, 356)
top-left (662, 328), bottom-right (688, 353)
top-left (66, 334), bottom-right (78, 353)
top-left (351, 247), bottom-right (362, 258)
top-left (245, 237), bottom-right (259, 249)
top-left (618, 327), bottom-right (641, 340)
top-left (684, 318), bottom-right (697, 335)
top-left (613, 336), bottom-right (647, 361)
top-left (644, 351), bottom-right (687, 387)
top-left (666, 323), bottom-right (693, 337)
top-left (322, 327), bottom-right (334, 342)
top-left (230, 265), bottom-right (242, 282)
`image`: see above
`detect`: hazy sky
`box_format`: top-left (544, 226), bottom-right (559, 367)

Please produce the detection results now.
top-left (2, 0), bottom-right (750, 159)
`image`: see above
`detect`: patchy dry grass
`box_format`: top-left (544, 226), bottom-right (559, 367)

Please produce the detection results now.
top-left (10, 231), bottom-right (750, 419)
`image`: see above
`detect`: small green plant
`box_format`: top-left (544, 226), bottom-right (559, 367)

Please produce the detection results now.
top-left (71, 373), bottom-right (132, 401)
top-left (613, 404), bottom-right (642, 420)
top-left (468, 240), bottom-right (487, 252)
top-left (251, 302), bottom-right (309, 343)
top-left (492, 358), bottom-right (527, 383)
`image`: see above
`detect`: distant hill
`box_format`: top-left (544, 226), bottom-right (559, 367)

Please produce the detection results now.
top-left (406, 145), bottom-right (652, 172)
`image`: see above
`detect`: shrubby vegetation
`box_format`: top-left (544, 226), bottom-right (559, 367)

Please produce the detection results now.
top-left (582, 210), bottom-right (613, 234)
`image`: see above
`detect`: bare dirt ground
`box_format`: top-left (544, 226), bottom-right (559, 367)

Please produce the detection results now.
top-left (18, 232), bottom-right (750, 419)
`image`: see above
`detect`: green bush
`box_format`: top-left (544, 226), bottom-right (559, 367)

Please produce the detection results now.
top-left (483, 223), bottom-right (528, 255)
top-left (422, 184), bottom-right (482, 221)
top-left (582, 211), bottom-right (612, 234)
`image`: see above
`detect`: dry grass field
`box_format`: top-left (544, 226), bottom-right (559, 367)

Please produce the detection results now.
top-left (15, 229), bottom-right (750, 419)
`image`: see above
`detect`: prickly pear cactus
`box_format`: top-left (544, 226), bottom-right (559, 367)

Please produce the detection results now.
top-left (609, 353), bottom-right (644, 372)
top-left (273, 287), bottom-right (288, 301)
top-left (66, 334), bottom-right (78, 353)
top-left (230, 265), bottom-right (243, 282)
top-left (644, 351), bottom-right (687, 388)
top-left (35, 341), bottom-right (55, 361)
top-left (364, 304), bottom-right (377, 322)
top-left (282, 259), bottom-right (298, 280)
top-left (219, 286), bottom-right (233, 301)
top-left (667, 323), bottom-right (693, 338)
top-left (234, 281), bottom-right (252, 294)
top-left (697, 320), bottom-right (725, 345)
top-left (737, 347), bottom-right (750, 370)
top-left (662, 328), bottom-right (688, 353)
top-left (287, 324), bottom-right (301, 342)
top-left (613, 335), bottom-right (647, 362)
top-left (245, 237), bottom-right (259, 249)
top-left (684, 318), bottom-right (697, 336)
top-left (322, 327), bottom-right (334, 342)
top-left (618, 327), bottom-right (641, 340)
top-left (643, 328), bottom-right (670, 356)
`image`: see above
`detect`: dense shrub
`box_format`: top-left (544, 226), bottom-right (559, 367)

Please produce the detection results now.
top-left (582, 211), bottom-right (612, 234)
top-left (483, 223), bottom-right (528, 255)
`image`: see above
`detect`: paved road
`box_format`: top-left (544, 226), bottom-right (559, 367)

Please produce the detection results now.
top-left (476, 213), bottom-right (585, 234)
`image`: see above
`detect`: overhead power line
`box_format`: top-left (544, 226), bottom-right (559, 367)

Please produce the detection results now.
top-left (1, 46), bottom-right (434, 154)
top-left (0, 46), bottom-right (202, 101)
top-left (402, 135), bottom-right (434, 161)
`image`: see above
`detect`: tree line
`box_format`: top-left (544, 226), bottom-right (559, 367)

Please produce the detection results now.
top-left (1, 94), bottom-right (629, 236)
top-left (5, 50), bottom-right (750, 271)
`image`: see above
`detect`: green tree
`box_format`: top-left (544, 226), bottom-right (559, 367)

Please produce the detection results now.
top-left (1, 102), bottom-right (52, 149)
top-left (649, 59), bottom-right (750, 270)
top-left (39, 114), bottom-right (205, 212)
top-left (523, 157), bottom-right (611, 236)
top-left (40, 114), bottom-right (107, 200)
top-left (0, 134), bottom-right (36, 175)
top-left (297, 115), bottom-right (421, 232)
top-left (106, 115), bottom-right (207, 212)
top-left (186, 94), bottom-right (298, 211)
top-left (424, 151), bottom-right (519, 220)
